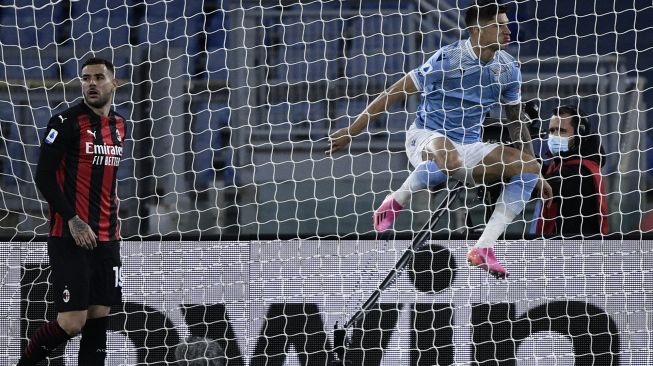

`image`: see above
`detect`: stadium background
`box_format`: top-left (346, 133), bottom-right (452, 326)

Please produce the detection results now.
top-left (0, 0), bottom-right (651, 238)
top-left (0, 0), bottom-right (652, 365)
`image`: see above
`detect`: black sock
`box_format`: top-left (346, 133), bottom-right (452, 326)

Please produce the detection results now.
top-left (77, 316), bottom-right (109, 366)
top-left (18, 320), bottom-right (71, 366)
top-left (78, 317), bottom-right (109, 365)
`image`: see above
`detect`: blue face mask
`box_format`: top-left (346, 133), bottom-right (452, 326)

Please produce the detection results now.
top-left (547, 135), bottom-right (571, 154)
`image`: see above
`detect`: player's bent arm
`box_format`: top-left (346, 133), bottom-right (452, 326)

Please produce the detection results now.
top-left (504, 103), bottom-right (536, 159)
top-left (326, 74), bottom-right (418, 155)
top-left (35, 144), bottom-right (77, 221)
top-left (35, 144), bottom-right (97, 249)
top-left (348, 73), bottom-right (418, 136)
top-left (505, 103), bottom-right (553, 201)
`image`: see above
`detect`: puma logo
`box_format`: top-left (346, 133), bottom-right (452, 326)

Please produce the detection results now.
top-left (87, 130), bottom-right (96, 138)
top-left (58, 115), bottom-right (66, 123)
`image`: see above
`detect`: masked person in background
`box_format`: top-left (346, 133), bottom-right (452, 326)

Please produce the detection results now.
top-left (536, 105), bottom-right (609, 237)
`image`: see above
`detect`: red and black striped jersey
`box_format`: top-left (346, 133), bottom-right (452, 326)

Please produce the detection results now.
top-left (37, 102), bottom-right (126, 241)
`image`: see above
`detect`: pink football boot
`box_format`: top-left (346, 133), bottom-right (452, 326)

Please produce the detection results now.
top-left (373, 195), bottom-right (402, 232)
top-left (467, 247), bottom-right (510, 279)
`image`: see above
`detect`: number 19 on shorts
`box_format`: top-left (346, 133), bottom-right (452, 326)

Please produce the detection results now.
top-left (113, 266), bottom-right (124, 287)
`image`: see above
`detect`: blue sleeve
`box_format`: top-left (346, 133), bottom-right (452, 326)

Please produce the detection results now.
top-left (502, 61), bottom-right (522, 105)
top-left (409, 50), bottom-right (443, 91)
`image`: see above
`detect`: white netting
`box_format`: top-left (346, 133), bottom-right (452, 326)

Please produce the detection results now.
top-left (0, 0), bottom-right (651, 365)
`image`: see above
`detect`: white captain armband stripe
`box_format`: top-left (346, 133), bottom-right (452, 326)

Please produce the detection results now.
top-left (503, 98), bottom-right (522, 105)
top-left (409, 70), bottom-right (423, 91)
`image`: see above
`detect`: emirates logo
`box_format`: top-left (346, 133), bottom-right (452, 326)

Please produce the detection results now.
top-left (63, 288), bottom-right (70, 303)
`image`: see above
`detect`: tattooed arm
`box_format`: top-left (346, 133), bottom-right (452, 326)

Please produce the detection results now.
top-left (505, 103), bottom-right (553, 203)
top-left (68, 216), bottom-right (97, 250)
top-left (505, 103), bottom-right (535, 158)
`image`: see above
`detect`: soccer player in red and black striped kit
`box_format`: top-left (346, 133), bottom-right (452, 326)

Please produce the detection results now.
top-left (18, 58), bottom-right (126, 365)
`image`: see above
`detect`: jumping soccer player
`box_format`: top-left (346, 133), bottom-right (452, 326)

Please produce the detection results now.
top-left (18, 58), bottom-right (125, 365)
top-left (327, 0), bottom-right (552, 279)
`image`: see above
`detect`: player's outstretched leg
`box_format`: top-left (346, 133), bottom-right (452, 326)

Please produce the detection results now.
top-left (374, 160), bottom-right (447, 232)
top-left (467, 172), bottom-right (539, 279)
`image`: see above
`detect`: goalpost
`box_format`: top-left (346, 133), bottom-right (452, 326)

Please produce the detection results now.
top-left (0, 0), bottom-right (651, 365)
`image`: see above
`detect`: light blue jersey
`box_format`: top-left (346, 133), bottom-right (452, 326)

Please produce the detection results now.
top-left (409, 39), bottom-right (522, 144)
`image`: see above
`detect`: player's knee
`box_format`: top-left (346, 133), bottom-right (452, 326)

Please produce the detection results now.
top-left (415, 160), bottom-right (448, 188)
top-left (60, 322), bottom-right (84, 336)
top-left (522, 160), bottom-right (540, 175)
top-left (424, 148), bottom-right (462, 176)
top-left (443, 156), bottom-right (463, 175)
top-left (505, 159), bottom-right (539, 178)
top-left (57, 316), bottom-right (86, 336)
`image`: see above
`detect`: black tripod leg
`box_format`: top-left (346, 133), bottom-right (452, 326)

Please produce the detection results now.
top-left (330, 183), bottom-right (463, 364)
top-left (331, 324), bottom-right (348, 363)
top-left (344, 182), bottom-right (462, 329)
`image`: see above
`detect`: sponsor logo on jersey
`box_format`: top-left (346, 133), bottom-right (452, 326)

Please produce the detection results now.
top-left (45, 129), bottom-right (58, 144)
top-left (85, 143), bottom-right (123, 156)
top-left (85, 142), bottom-right (123, 166)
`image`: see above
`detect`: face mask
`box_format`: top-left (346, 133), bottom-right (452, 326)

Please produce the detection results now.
top-left (547, 135), bottom-right (571, 154)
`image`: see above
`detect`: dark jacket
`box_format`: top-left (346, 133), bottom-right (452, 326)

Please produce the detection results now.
top-left (536, 134), bottom-right (608, 236)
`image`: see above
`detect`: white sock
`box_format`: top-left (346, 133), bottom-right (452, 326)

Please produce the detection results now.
top-left (474, 202), bottom-right (517, 248)
top-left (394, 172), bottom-right (423, 207)
top-left (474, 173), bottom-right (536, 248)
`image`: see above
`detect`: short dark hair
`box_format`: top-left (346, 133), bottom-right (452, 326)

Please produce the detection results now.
top-left (552, 105), bottom-right (590, 136)
top-left (464, 0), bottom-right (509, 28)
top-left (81, 57), bottom-right (115, 75)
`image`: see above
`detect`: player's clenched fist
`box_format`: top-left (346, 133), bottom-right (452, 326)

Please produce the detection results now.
top-left (326, 127), bottom-right (352, 155)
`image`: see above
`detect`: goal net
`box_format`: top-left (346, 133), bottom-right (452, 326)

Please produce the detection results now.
top-left (0, 0), bottom-right (651, 365)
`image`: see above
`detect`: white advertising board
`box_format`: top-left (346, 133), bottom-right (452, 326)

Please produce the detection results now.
top-left (0, 239), bottom-right (651, 365)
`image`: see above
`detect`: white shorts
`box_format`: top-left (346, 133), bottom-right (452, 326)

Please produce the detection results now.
top-left (405, 124), bottom-right (498, 169)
